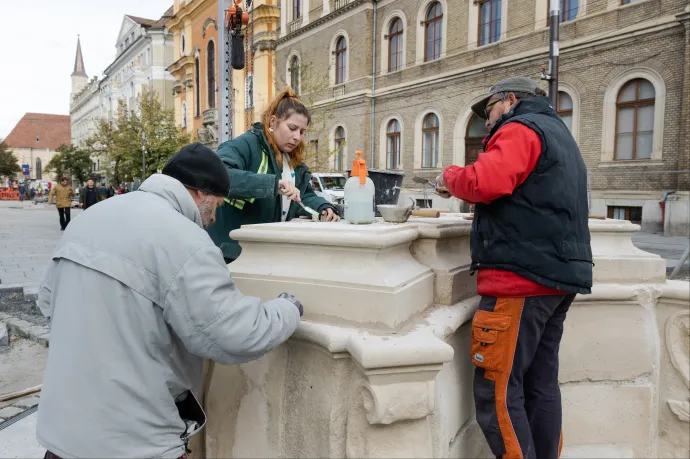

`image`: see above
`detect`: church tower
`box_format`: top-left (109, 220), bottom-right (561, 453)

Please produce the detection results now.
top-left (71, 36), bottom-right (88, 103)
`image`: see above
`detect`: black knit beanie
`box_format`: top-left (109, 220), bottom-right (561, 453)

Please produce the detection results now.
top-left (162, 143), bottom-right (230, 197)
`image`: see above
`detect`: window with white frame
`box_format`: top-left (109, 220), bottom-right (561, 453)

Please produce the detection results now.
top-left (289, 55), bottom-right (300, 95)
top-left (334, 126), bottom-right (345, 171)
top-left (335, 37), bottom-right (347, 85)
top-left (389, 18), bottom-right (404, 72)
top-left (386, 119), bottom-right (401, 169)
top-left (424, 3), bottom-right (443, 62)
top-left (479, 0), bottom-right (502, 46)
top-left (557, 91), bottom-right (573, 133)
top-left (422, 113), bottom-right (440, 168)
top-left (615, 78), bottom-right (655, 160)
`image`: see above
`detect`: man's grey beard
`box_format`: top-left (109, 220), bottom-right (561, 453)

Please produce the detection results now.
top-left (198, 196), bottom-right (216, 229)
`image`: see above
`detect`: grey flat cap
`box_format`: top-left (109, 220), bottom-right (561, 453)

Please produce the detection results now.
top-left (471, 77), bottom-right (542, 120)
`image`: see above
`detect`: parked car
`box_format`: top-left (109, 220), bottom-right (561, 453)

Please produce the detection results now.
top-left (311, 173), bottom-right (346, 205)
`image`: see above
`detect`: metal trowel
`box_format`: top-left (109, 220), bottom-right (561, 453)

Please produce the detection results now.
top-left (298, 201), bottom-right (321, 221)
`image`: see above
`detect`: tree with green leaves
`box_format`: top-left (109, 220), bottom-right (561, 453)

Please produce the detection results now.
top-left (44, 144), bottom-right (93, 186)
top-left (84, 88), bottom-right (192, 184)
top-left (278, 59), bottom-right (343, 172)
top-left (0, 142), bottom-right (22, 183)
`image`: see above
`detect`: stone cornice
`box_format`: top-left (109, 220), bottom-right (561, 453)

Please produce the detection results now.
top-left (167, 55), bottom-right (195, 76)
top-left (276, 0), bottom-right (367, 45)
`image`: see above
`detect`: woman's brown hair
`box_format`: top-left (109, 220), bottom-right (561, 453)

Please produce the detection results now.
top-left (262, 87), bottom-right (311, 169)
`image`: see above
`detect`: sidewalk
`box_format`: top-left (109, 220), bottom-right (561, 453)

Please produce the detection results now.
top-left (0, 202), bottom-right (81, 288)
top-left (631, 232), bottom-right (690, 269)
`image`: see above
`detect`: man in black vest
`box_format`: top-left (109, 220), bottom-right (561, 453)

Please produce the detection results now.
top-left (435, 77), bottom-right (592, 459)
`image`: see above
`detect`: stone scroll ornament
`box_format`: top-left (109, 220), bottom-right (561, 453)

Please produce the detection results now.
top-left (666, 311), bottom-right (690, 423)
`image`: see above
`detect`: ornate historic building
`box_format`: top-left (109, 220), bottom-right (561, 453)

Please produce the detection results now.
top-left (167, 0), bottom-right (280, 149)
top-left (276, 0), bottom-right (690, 235)
top-left (3, 113), bottom-right (71, 185)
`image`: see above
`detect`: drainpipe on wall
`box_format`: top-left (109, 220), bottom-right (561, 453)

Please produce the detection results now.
top-left (370, 0), bottom-right (377, 166)
top-left (659, 190), bottom-right (676, 234)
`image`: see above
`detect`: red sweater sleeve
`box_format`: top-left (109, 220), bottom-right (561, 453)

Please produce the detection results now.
top-left (442, 123), bottom-right (542, 204)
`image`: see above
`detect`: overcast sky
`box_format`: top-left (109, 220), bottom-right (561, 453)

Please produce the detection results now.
top-left (0, 0), bottom-right (173, 139)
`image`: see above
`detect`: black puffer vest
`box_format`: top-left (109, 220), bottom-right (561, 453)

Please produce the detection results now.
top-left (470, 96), bottom-right (593, 294)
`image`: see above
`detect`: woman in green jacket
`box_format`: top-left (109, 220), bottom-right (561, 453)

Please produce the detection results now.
top-left (208, 88), bottom-right (340, 262)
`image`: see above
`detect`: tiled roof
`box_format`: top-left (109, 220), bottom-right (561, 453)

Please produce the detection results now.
top-left (125, 15), bottom-right (157, 27)
top-left (3, 113), bottom-right (71, 150)
top-left (126, 6), bottom-right (173, 30)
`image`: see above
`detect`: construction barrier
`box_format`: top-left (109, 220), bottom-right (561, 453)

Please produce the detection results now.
top-left (0, 189), bottom-right (20, 200)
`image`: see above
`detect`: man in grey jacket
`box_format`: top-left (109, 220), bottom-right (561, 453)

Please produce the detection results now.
top-left (36, 143), bottom-right (303, 458)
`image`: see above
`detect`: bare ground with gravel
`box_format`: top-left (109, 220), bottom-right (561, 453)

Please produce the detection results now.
top-left (0, 291), bottom-right (49, 327)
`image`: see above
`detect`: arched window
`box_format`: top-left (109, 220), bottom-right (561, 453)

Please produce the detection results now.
top-left (388, 18), bottom-right (403, 72)
top-left (557, 91), bottom-right (573, 132)
top-left (424, 2), bottom-right (443, 62)
top-left (615, 78), bottom-right (655, 160)
top-left (335, 37), bottom-right (347, 85)
top-left (181, 101), bottom-right (187, 129)
top-left (386, 120), bottom-right (401, 169)
top-left (465, 114), bottom-right (485, 166)
top-left (422, 113), bottom-right (440, 168)
top-left (207, 41), bottom-right (216, 109)
top-left (290, 56), bottom-right (300, 95)
top-left (479, 0), bottom-right (502, 46)
top-left (334, 126), bottom-right (345, 170)
top-left (194, 56), bottom-right (200, 117)
top-left (35, 157), bottom-right (42, 180)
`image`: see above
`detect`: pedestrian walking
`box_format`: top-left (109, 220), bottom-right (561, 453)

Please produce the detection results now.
top-left (208, 88), bottom-right (339, 264)
top-left (18, 183), bottom-right (25, 202)
top-left (435, 77), bottom-right (593, 459)
top-left (79, 179), bottom-right (104, 210)
top-left (47, 177), bottom-right (75, 231)
top-left (37, 144), bottom-right (303, 458)
top-left (107, 184), bottom-right (115, 198)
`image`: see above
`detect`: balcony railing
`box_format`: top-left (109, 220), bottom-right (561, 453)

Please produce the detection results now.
top-left (333, 85), bottom-right (345, 98)
top-left (288, 18), bottom-right (301, 34)
top-left (332, 0), bottom-right (353, 11)
top-left (203, 108), bottom-right (218, 126)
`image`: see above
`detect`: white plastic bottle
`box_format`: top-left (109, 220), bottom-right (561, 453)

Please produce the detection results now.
top-left (344, 151), bottom-right (375, 224)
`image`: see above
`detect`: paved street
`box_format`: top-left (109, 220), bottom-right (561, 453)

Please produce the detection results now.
top-left (0, 201), bottom-right (82, 287)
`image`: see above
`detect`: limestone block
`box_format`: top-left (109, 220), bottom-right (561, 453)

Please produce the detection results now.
top-left (230, 222), bottom-right (434, 329)
top-left (409, 218), bottom-right (476, 305)
top-left (346, 370), bottom-right (435, 458)
top-left (560, 299), bottom-right (655, 383)
top-left (283, 340), bottom-right (352, 458)
top-left (654, 283), bottom-right (690, 458)
top-left (0, 322), bottom-right (7, 346)
top-left (430, 322), bottom-right (476, 458)
top-left (204, 347), bottom-right (288, 459)
top-left (561, 384), bottom-right (654, 459)
top-left (589, 219), bottom-right (666, 284)
top-left (447, 420), bottom-right (492, 459)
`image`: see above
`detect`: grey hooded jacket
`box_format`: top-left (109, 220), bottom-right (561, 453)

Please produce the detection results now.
top-left (36, 174), bottom-right (300, 458)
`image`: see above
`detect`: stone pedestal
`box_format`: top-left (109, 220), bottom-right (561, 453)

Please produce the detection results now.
top-left (200, 217), bottom-right (689, 458)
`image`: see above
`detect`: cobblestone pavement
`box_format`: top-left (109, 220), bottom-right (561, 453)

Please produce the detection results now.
top-left (0, 201), bottom-right (82, 287)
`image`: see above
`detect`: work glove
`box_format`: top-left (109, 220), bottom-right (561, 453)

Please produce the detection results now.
top-left (278, 292), bottom-right (303, 316)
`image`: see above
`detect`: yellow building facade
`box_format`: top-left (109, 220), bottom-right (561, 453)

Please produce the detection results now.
top-left (167, 0), bottom-right (279, 149)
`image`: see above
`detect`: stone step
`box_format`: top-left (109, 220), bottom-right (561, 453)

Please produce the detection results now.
top-left (561, 443), bottom-right (635, 458)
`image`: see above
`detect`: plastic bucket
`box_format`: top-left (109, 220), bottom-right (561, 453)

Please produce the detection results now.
top-left (347, 169), bottom-right (405, 216)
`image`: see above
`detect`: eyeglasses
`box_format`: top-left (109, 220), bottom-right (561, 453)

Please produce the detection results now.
top-left (484, 99), bottom-right (501, 119)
